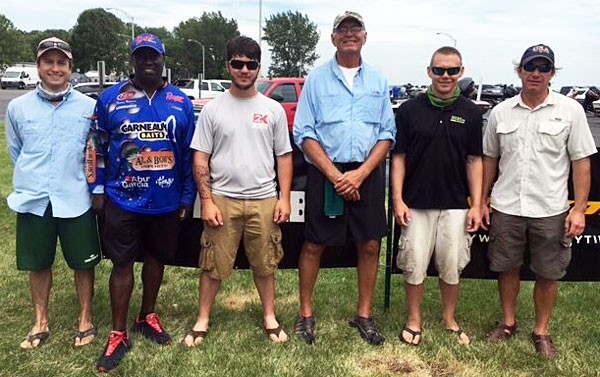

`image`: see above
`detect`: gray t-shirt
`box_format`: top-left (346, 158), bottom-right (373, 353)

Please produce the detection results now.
top-left (191, 91), bottom-right (292, 199)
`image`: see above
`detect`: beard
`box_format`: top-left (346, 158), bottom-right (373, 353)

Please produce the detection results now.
top-left (232, 74), bottom-right (258, 91)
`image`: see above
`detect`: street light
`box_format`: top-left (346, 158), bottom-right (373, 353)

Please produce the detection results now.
top-left (187, 39), bottom-right (205, 81)
top-left (105, 7), bottom-right (134, 41)
top-left (436, 32), bottom-right (457, 47)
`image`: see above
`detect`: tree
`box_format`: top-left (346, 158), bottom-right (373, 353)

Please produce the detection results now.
top-left (172, 12), bottom-right (239, 79)
top-left (262, 11), bottom-right (319, 77)
top-left (70, 8), bottom-right (129, 76)
top-left (0, 14), bottom-right (30, 68)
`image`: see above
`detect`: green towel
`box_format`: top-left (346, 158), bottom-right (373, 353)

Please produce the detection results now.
top-left (324, 179), bottom-right (344, 217)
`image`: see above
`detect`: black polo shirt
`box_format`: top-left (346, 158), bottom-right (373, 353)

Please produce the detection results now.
top-left (393, 93), bottom-right (483, 209)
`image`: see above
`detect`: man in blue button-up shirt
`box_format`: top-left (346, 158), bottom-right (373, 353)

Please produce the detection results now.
top-left (6, 37), bottom-right (100, 349)
top-left (292, 11), bottom-right (395, 346)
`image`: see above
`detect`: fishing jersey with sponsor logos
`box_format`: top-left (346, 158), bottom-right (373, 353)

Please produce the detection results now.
top-left (86, 80), bottom-right (195, 214)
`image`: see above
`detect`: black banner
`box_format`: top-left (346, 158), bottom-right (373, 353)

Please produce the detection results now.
top-left (391, 149), bottom-right (600, 281)
top-left (166, 140), bottom-right (600, 281)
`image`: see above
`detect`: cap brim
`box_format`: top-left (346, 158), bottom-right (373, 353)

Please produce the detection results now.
top-left (334, 16), bottom-right (364, 30)
top-left (521, 54), bottom-right (553, 65)
top-left (131, 45), bottom-right (163, 56)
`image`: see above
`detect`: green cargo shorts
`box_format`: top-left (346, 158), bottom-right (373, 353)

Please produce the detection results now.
top-left (16, 204), bottom-right (101, 271)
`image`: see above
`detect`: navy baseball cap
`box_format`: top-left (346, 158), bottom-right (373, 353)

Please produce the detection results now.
top-left (520, 44), bottom-right (554, 66)
top-left (131, 33), bottom-right (164, 55)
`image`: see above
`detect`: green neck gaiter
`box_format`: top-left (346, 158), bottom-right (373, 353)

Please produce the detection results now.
top-left (427, 86), bottom-right (460, 108)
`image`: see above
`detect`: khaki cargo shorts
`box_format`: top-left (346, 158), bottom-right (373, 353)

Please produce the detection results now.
top-left (200, 195), bottom-right (284, 280)
top-left (396, 208), bottom-right (472, 285)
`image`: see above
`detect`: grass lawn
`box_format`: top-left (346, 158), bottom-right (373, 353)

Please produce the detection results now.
top-left (0, 121), bottom-right (599, 377)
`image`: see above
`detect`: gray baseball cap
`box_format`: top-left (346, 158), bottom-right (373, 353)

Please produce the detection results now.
top-left (37, 37), bottom-right (73, 61)
top-left (333, 11), bottom-right (364, 31)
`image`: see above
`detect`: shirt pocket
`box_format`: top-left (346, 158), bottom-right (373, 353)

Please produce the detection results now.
top-left (359, 93), bottom-right (383, 125)
top-left (317, 95), bottom-right (344, 125)
top-left (496, 121), bottom-right (520, 153)
top-left (20, 119), bottom-right (50, 154)
top-left (535, 119), bottom-right (569, 154)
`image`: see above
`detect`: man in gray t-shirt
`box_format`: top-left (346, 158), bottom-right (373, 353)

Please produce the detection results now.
top-left (183, 36), bottom-right (293, 347)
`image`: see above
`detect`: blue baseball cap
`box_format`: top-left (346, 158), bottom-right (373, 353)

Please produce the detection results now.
top-left (131, 33), bottom-right (164, 55)
top-left (520, 44), bottom-right (554, 66)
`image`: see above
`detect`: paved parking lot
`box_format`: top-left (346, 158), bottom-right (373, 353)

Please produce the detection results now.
top-left (2, 88), bottom-right (600, 146)
top-left (0, 89), bottom-right (30, 120)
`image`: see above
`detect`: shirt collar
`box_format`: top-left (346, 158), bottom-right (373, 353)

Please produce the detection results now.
top-left (513, 88), bottom-right (555, 110)
top-left (329, 54), bottom-right (364, 81)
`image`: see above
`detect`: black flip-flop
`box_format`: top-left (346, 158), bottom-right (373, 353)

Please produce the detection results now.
top-left (21, 331), bottom-right (50, 349)
top-left (73, 326), bottom-right (97, 348)
top-left (400, 325), bottom-right (421, 346)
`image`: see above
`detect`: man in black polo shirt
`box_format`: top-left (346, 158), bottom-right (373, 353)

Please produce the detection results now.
top-left (391, 46), bottom-right (483, 346)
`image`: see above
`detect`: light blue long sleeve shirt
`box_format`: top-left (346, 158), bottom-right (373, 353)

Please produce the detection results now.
top-left (293, 56), bottom-right (396, 163)
top-left (6, 87), bottom-right (95, 218)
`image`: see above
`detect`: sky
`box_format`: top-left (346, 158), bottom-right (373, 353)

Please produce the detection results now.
top-left (3, 0), bottom-right (600, 89)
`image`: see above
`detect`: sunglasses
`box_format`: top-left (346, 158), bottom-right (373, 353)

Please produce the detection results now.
top-left (522, 62), bottom-right (553, 73)
top-left (229, 59), bottom-right (259, 70)
top-left (431, 67), bottom-right (461, 76)
top-left (335, 26), bottom-right (364, 34)
top-left (38, 40), bottom-right (72, 52)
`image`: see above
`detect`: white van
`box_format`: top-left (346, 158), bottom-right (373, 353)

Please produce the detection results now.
top-left (1, 66), bottom-right (40, 89)
top-left (173, 79), bottom-right (226, 99)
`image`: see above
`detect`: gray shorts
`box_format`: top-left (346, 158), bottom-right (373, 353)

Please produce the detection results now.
top-left (488, 210), bottom-right (572, 280)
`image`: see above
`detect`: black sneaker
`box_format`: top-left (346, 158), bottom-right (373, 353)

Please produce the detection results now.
top-left (349, 315), bottom-right (385, 346)
top-left (97, 330), bottom-right (132, 373)
top-left (294, 315), bottom-right (316, 345)
top-left (132, 313), bottom-right (172, 345)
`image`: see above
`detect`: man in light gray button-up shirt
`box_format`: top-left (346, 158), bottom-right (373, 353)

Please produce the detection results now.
top-left (481, 44), bottom-right (596, 359)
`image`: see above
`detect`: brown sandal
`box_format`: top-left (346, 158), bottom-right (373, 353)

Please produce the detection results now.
top-left (532, 333), bottom-right (559, 360)
top-left (486, 322), bottom-right (518, 342)
top-left (261, 323), bottom-right (288, 343)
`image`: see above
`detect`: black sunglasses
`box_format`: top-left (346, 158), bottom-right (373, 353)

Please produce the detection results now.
top-left (522, 62), bottom-right (553, 73)
top-left (431, 67), bottom-right (461, 76)
top-left (229, 59), bottom-right (259, 70)
top-left (38, 40), bottom-right (72, 52)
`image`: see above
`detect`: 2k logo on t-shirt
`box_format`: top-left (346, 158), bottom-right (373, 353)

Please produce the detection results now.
top-left (253, 113), bottom-right (268, 124)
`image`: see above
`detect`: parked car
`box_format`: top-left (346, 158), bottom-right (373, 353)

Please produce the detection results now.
top-left (73, 82), bottom-right (117, 99)
top-left (69, 72), bottom-right (91, 86)
top-left (173, 79), bottom-right (226, 99)
top-left (191, 77), bottom-right (305, 130)
top-left (593, 99), bottom-right (600, 116)
top-left (1, 65), bottom-right (39, 89)
top-left (256, 77), bottom-right (305, 130)
top-left (211, 79), bottom-right (231, 89)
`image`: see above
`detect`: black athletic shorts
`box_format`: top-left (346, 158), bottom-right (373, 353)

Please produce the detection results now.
top-left (304, 162), bottom-right (387, 246)
top-left (102, 197), bottom-right (180, 266)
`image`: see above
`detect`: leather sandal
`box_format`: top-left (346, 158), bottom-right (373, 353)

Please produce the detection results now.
top-left (532, 333), bottom-right (559, 360)
top-left (400, 325), bottom-right (421, 346)
top-left (486, 322), bottom-right (518, 342)
top-left (261, 322), bottom-right (289, 343)
top-left (294, 315), bottom-right (316, 345)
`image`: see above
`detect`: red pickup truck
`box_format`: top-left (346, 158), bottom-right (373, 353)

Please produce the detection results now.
top-left (192, 77), bottom-right (305, 131)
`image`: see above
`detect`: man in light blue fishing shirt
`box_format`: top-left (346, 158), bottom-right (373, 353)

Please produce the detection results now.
top-left (5, 37), bottom-right (100, 350)
top-left (292, 11), bottom-right (395, 346)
